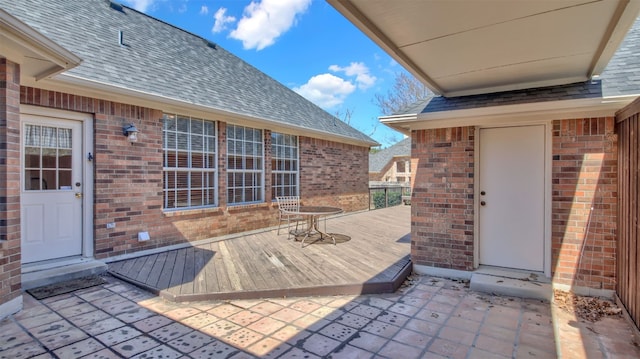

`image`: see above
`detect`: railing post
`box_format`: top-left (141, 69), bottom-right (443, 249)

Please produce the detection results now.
top-left (385, 187), bottom-right (388, 208)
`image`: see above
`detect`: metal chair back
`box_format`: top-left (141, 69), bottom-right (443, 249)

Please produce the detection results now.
top-left (276, 196), bottom-right (302, 239)
top-left (276, 196), bottom-right (300, 213)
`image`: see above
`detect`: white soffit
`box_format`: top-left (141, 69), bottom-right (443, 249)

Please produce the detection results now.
top-left (0, 9), bottom-right (81, 81)
top-left (328, 0), bottom-right (640, 97)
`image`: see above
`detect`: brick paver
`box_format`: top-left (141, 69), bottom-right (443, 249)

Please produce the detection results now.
top-left (1, 274), bottom-right (639, 358)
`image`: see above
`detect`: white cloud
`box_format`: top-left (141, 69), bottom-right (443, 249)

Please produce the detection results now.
top-left (212, 8), bottom-right (237, 33)
top-left (329, 62), bottom-right (376, 90)
top-left (293, 73), bottom-right (356, 109)
top-left (200, 5), bottom-right (209, 15)
top-left (229, 0), bottom-right (311, 51)
top-left (122, 0), bottom-right (155, 12)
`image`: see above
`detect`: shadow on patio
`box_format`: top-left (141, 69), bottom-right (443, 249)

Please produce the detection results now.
top-left (108, 205), bottom-right (412, 302)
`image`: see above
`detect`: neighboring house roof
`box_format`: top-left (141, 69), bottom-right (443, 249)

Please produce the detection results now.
top-left (381, 16), bottom-right (640, 132)
top-left (0, 0), bottom-right (377, 146)
top-left (369, 137), bottom-right (410, 173)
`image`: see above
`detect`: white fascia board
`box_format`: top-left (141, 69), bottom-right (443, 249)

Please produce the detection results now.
top-left (380, 96), bottom-right (639, 131)
top-left (590, 0), bottom-right (640, 76)
top-left (444, 76), bottom-right (590, 98)
top-left (0, 9), bottom-right (81, 73)
top-left (34, 74), bottom-right (377, 147)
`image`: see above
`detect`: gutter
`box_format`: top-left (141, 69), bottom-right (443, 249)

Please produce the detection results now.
top-left (29, 73), bottom-right (379, 148)
top-left (380, 95), bottom-right (639, 132)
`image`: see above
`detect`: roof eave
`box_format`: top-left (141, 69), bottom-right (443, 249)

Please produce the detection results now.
top-left (380, 95), bottom-right (639, 132)
top-left (326, 0), bottom-right (445, 96)
top-left (0, 8), bottom-right (82, 79)
top-left (589, 0), bottom-right (640, 77)
top-left (328, 0), bottom-right (640, 98)
top-left (37, 73), bottom-right (378, 147)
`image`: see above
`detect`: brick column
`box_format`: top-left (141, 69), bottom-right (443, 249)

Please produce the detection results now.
top-left (0, 59), bottom-right (23, 316)
top-left (552, 117), bottom-right (617, 291)
top-left (411, 127), bottom-right (475, 270)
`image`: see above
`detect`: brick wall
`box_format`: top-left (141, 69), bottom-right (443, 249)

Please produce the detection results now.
top-left (20, 87), bottom-right (370, 259)
top-left (552, 117), bottom-right (617, 290)
top-left (300, 137), bottom-right (369, 211)
top-left (408, 119), bottom-right (617, 291)
top-left (0, 60), bottom-right (22, 306)
top-left (411, 127), bottom-right (475, 270)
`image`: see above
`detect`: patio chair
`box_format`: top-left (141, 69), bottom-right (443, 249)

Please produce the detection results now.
top-left (276, 196), bottom-right (304, 240)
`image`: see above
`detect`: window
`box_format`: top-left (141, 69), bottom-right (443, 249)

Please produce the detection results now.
top-left (163, 114), bottom-right (217, 210)
top-left (396, 160), bottom-right (406, 173)
top-left (271, 132), bottom-right (298, 198)
top-left (227, 125), bottom-right (264, 204)
top-left (24, 124), bottom-right (72, 191)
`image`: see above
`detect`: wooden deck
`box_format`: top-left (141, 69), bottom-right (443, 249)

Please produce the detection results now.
top-left (108, 205), bottom-right (412, 302)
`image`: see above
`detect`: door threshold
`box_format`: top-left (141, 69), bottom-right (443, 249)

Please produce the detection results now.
top-left (470, 266), bottom-right (552, 301)
top-left (474, 265), bottom-right (549, 283)
top-left (22, 257), bottom-right (107, 290)
top-left (22, 256), bottom-right (101, 273)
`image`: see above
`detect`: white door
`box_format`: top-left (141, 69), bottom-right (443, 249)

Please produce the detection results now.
top-left (21, 117), bottom-right (83, 263)
top-left (479, 125), bottom-right (545, 271)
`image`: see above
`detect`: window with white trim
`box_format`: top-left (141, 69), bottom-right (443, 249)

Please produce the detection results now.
top-left (24, 124), bottom-right (72, 191)
top-left (271, 132), bottom-right (298, 198)
top-left (163, 114), bottom-right (217, 210)
top-left (227, 124), bottom-right (264, 204)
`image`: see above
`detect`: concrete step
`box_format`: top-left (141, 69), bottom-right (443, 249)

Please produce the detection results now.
top-left (22, 259), bottom-right (107, 290)
top-left (470, 272), bottom-right (552, 301)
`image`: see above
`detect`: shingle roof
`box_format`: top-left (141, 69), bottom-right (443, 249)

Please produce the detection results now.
top-left (0, 0), bottom-right (376, 145)
top-left (369, 137), bottom-right (410, 173)
top-left (396, 17), bottom-right (640, 116)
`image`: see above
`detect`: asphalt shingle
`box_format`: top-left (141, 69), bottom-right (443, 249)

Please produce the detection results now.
top-left (369, 138), bottom-right (410, 173)
top-left (0, 0), bottom-right (376, 145)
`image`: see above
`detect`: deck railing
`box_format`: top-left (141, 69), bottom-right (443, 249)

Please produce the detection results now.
top-left (369, 182), bottom-right (411, 210)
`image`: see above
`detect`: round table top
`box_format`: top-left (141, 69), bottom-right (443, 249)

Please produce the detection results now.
top-left (296, 206), bottom-right (343, 215)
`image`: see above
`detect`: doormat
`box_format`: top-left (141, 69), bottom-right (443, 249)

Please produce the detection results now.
top-left (27, 275), bottom-right (106, 300)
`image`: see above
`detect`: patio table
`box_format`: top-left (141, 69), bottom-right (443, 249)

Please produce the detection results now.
top-left (289, 206), bottom-right (343, 246)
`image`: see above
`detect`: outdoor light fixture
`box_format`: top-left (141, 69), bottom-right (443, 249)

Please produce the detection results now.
top-left (122, 123), bottom-right (139, 143)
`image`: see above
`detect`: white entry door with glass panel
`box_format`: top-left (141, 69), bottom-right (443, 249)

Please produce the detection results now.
top-left (21, 117), bottom-right (83, 263)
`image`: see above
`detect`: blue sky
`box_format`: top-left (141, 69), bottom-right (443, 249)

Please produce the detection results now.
top-left (119, 0), bottom-right (407, 147)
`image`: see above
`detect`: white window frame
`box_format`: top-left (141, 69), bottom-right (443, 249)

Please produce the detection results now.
top-left (162, 114), bottom-right (218, 210)
top-left (271, 132), bottom-right (299, 198)
top-left (226, 124), bottom-right (264, 205)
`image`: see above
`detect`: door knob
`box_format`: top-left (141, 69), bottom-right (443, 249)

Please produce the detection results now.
top-left (481, 191), bottom-right (486, 196)
top-left (75, 192), bottom-right (83, 198)
top-left (480, 201), bottom-right (486, 206)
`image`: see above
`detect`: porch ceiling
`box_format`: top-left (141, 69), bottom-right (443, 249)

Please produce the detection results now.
top-left (328, 0), bottom-right (640, 97)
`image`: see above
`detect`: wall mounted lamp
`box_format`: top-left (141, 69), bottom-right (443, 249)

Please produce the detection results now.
top-left (122, 123), bottom-right (139, 143)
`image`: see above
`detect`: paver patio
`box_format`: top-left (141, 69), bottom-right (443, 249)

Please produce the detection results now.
top-left (2, 273), bottom-right (639, 358)
top-left (4, 205), bottom-right (640, 357)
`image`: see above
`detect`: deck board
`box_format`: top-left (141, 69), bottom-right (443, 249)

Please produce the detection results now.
top-left (146, 251), bottom-right (168, 288)
top-left (155, 250), bottom-right (176, 290)
top-left (193, 247), bottom-right (207, 294)
top-left (167, 249), bottom-right (187, 295)
top-left (109, 205), bottom-right (412, 301)
top-left (209, 242), bottom-right (231, 292)
top-left (136, 254), bottom-right (158, 283)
